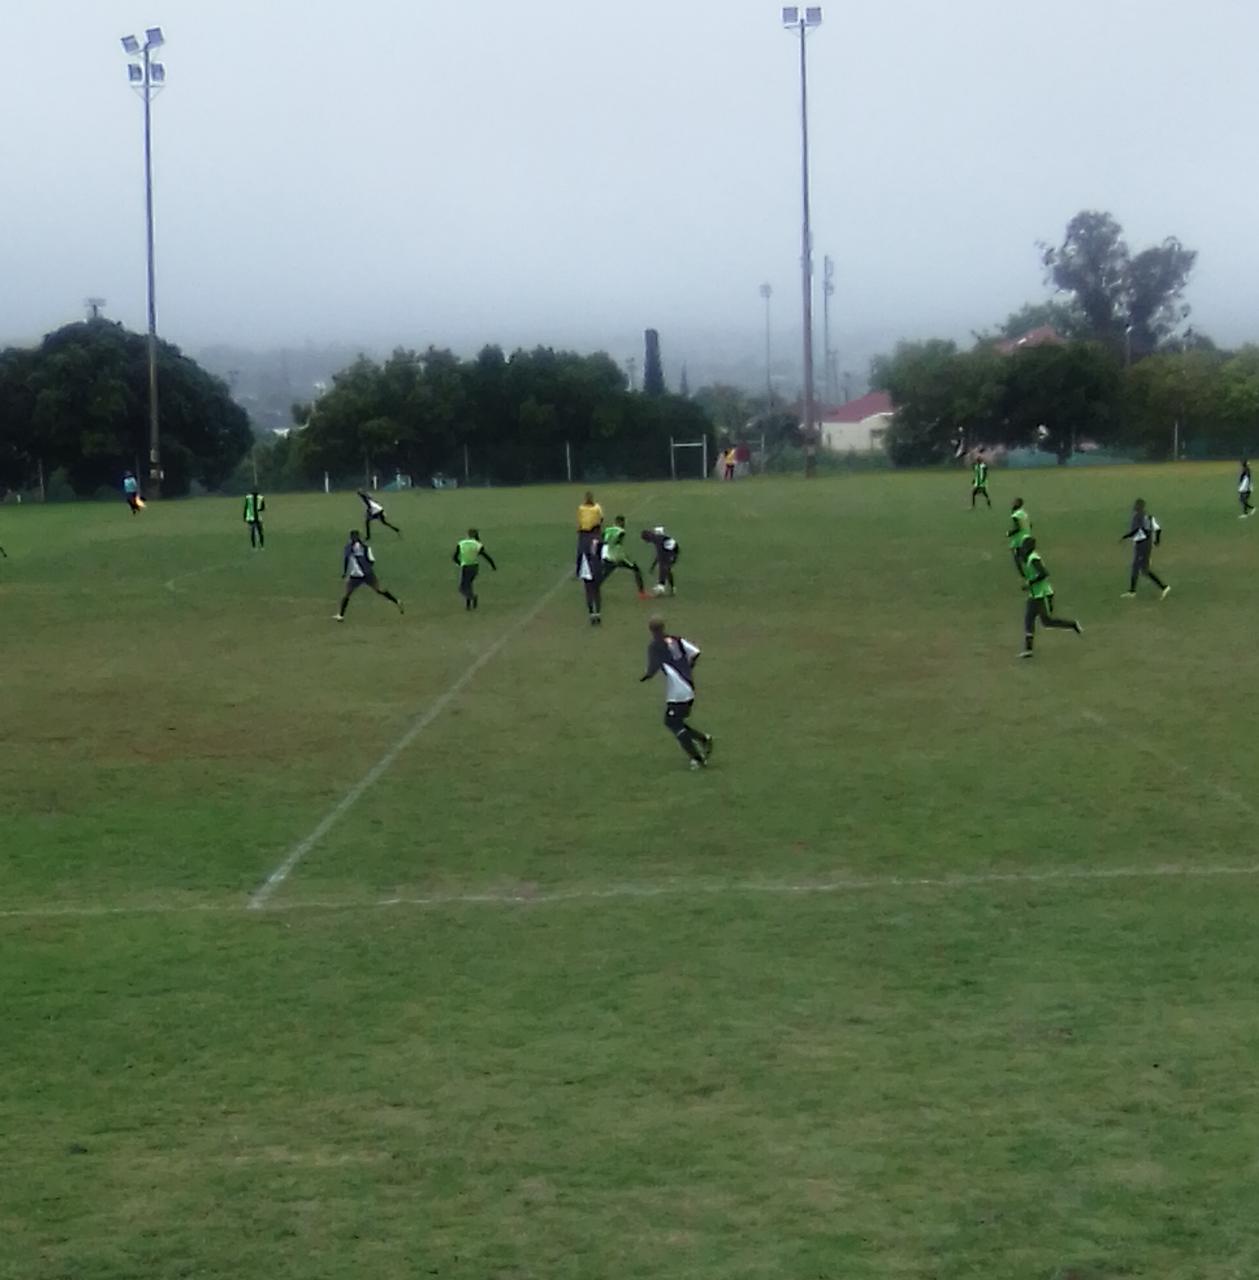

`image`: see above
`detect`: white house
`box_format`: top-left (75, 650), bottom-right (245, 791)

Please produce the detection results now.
top-left (817, 391), bottom-right (894, 453)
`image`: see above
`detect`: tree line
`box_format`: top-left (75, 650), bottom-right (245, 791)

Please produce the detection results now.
top-left (279, 344), bottom-right (712, 488)
top-left (875, 211), bottom-right (1257, 465)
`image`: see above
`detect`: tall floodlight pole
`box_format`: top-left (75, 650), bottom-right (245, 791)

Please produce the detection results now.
top-left (122, 28), bottom-right (166, 498)
top-left (759, 283), bottom-right (774, 405)
top-left (782, 7), bottom-right (822, 475)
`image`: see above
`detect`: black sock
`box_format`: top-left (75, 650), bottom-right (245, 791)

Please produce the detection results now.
top-left (676, 728), bottom-right (703, 761)
top-left (257, 527), bottom-right (264, 547)
top-left (338, 596), bottom-right (350, 617)
top-left (1023, 632), bottom-right (1034, 651)
top-left (1149, 572), bottom-right (1167, 589)
top-left (1130, 575), bottom-right (1138, 592)
top-left (381, 590), bottom-right (400, 606)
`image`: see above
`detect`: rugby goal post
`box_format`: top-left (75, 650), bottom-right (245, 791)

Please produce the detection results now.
top-left (669, 436), bottom-right (709, 480)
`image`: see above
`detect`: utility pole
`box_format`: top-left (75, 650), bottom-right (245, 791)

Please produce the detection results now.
top-left (121, 27), bottom-right (167, 498)
top-left (782, 7), bottom-right (823, 476)
top-left (759, 283), bottom-right (773, 405)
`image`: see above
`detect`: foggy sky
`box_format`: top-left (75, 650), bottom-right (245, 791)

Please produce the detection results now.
top-left (5, 0), bottom-right (1258, 379)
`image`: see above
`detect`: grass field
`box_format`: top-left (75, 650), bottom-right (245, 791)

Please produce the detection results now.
top-left (4, 465), bottom-right (1259, 1279)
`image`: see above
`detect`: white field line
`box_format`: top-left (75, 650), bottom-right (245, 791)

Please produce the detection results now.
top-left (1080, 709), bottom-right (1257, 818)
top-left (5, 861), bottom-right (1259, 924)
top-left (163, 561), bottom-right (237, 594)
top-left (248, 566), bottom-right (574, 909)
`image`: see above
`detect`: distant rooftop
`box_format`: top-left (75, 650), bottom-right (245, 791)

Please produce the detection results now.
top-left (820, 390), bottom-right (894, 423)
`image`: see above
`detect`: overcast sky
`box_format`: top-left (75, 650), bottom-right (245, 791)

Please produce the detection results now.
top-left (4, 0), bottom-right (1258, 377)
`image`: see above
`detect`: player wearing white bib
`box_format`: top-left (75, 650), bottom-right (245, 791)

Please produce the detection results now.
top-left (357, 490), bottom-right (401, 540)
top-left (639, 616), bottom-right (713, 770)
top-left (1239, 460), bottom-right (1254, 518)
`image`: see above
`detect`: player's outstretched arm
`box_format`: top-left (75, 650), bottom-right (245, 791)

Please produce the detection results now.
top-left (481, 549), bottom-right (498, 571)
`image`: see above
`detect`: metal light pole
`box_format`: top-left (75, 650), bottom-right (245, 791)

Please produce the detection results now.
top-left (122, 28), bottom-right (166, 498)
top-left (782, 7), bottom-right (822, 475)
top-left (822, 254), bottom-right (837, 403)
top-left (759, 283), bottom-right (773, 405)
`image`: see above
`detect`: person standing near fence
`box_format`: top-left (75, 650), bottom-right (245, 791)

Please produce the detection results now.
top-left (122, 471), bottom-right (143, 515)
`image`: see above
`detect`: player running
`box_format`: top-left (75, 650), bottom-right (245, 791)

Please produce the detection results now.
top-left (243, 489), bottom-right (266, 548)
top-left (1239, 459), bottom-right (1254, 518)
top-left (971, 453), bottom-right (991, 508)
top-left (1008, 497), bottom-right (1032, 576)
top-left (452, 527), bottom-right (497, 611)
top-left (1019, 537), bottom-right (1082, 658)
top-left (357, 490), bottom-right (401, 540)
top-left (1120, 498), bottom-right (1170, 599)
top-left (600, 514), bottom-right (647, 596)
top-left (641, 526), bottom-right (679, 595)
top-left (334, 530), bottom-right (403, 621)
top-left (640, 615), bottom-right (713, 770)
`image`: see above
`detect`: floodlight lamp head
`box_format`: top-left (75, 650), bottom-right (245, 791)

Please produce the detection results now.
top-left (150, 63), bottom-right (166, 82)
top-left (127, 63), bottom-right (143, 82)
top-left (121, 34), bottom-right (140, 54)
top-left (781, 6), bottom-right (800, 25)
top-left (145, 27), bottom-right (165, 48)
top-left (805, 6), bottom-right (823, 25)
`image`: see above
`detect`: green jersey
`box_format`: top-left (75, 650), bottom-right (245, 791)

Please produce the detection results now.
top-left (243, 493), bottom-right (265, 522)
top-left (972, 461), bottom-right (988, 488)
top-left (457, 538), bottom-right (482, 567)
top-left (1022, 549), bottom-right (1053, 599)
top-left (1008, 506), bottom-right (1031, 550)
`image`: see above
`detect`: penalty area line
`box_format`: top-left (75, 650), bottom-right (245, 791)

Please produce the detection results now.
top-left (247, 566), bottom-right (574, 910)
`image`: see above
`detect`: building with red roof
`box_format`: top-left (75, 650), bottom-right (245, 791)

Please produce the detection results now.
top-left (817, 390), bottom-right (894, 453)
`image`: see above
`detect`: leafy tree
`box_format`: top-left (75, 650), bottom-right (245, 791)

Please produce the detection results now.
top-left (0, 320), bottom-right (251, 496)
top-left (996, 299), bottom-right (1087, 341)
top-left (872, 340), bottom-right (964, 465)
top-left (643, 329), bottom-right (665, 397)
top-left (999, 342), bottom-right (1123, 463)
top-left (1040, 211), bottom-right (1197, 358)
top-left (1122, 349), bottom-right (1224, 459)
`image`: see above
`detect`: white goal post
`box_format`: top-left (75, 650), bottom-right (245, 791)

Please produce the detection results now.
top-left (669, 436), bottom-right (709, 481)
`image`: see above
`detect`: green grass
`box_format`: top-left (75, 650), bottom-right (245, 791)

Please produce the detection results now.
top-left (3, 466), bottom-right (1258, 1279)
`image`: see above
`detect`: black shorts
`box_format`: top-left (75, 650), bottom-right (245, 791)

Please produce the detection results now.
top-left (459, 564), bottom-right (479, 590)
top-left (664, 700), bottom-right (694, 730)
top-left (347, 573), bottom-right (377, 593)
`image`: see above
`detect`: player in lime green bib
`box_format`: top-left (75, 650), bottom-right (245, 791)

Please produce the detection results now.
top-left (1008, 497), bottom-right (1032, 575)
top-left (452, 528), bottom-right (497, 611)
top-left (970, 454), bottom-right (991, 509)
top-left (600, 515), bottom-right (646, 596)
top-left (243, 490), bottom-right (266, 548)
top-left (1020, 537), bottom-right (1082, 658)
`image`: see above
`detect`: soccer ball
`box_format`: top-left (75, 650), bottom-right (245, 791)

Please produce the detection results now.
top-left (651, 584), bottom-right (667, 596)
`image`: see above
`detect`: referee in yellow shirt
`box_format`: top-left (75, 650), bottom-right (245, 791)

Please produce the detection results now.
top-left (576, 490), bottom-right (603, 575)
